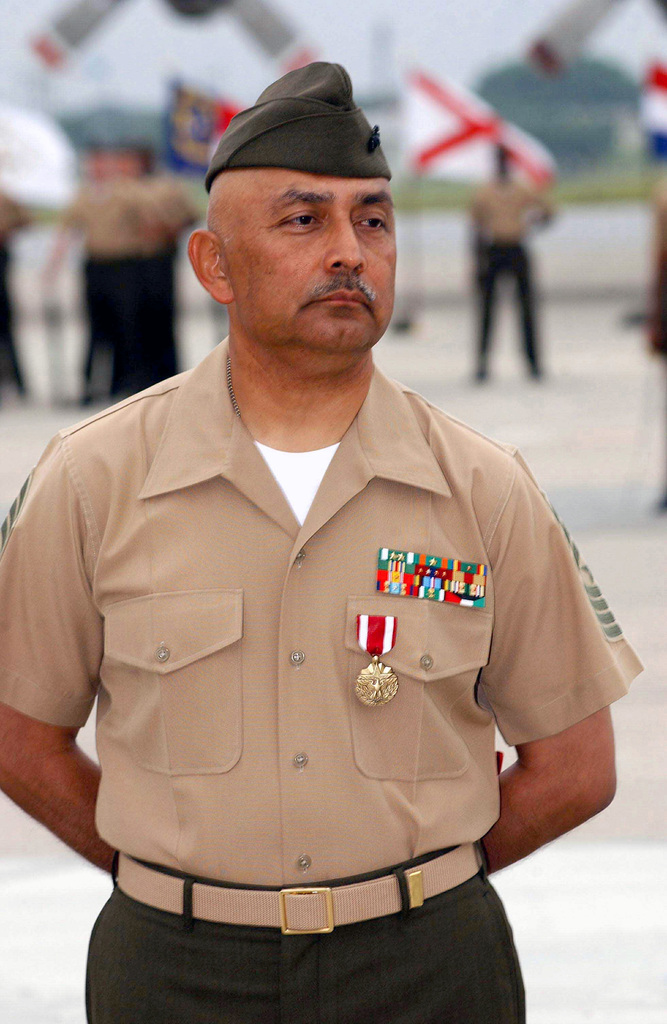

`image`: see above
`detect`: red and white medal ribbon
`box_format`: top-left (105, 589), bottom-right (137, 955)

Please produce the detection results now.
top-left (355, 615), bottom-right (399, 706)
top-left (357, 614), bottom-right (397, 658)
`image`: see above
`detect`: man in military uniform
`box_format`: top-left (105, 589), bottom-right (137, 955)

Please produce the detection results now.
top-left (648, 177), bottom-right (667, 512)
top-left (470, 144), bottom-right (555, 381)
top-left (0, 189), bottom-right (32, 397)
top-left (0, 64), bottom-right (642, 1024)
top-left (46, 147), bottom-right (156, 402)
top-left (135, 167), bottom-right (200, 387)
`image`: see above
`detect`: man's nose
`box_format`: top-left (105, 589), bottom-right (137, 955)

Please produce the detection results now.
top-left (324, 220), bottom-right (366, 274)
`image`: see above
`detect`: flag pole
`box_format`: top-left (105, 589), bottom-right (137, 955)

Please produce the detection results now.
top-left (414, 171), bottom-right (427, 330)
top-left (393, 169), bottom-right (425, 334)
top-left (394, 61), bottom-right (419, 334)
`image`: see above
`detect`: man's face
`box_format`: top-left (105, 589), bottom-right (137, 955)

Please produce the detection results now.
top-left (204, 167), bottom-right (396, 361)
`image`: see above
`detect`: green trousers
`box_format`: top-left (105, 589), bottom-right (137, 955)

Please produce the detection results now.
top-left (86, 868), bottom-right (524, 1024)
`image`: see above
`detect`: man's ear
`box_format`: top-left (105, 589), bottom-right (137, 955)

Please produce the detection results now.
top-left (188, 229), bottom-right (234, 305)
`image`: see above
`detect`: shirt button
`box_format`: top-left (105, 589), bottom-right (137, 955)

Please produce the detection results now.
top-left (290, 650), bottom-right (306, 666)
top-left (156, 644), bottom-right (170, 663)
top-left (297, 854), bottom-right (312, 872)
top-left (295, 549), bottom-right (306, 567)
top-left (420, 653), bottom-right (433, 671)
top-left (293, 752), bottom-right (309, 770)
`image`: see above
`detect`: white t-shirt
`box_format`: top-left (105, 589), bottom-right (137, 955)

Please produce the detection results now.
top-left (255, 441), bottom-right (340, 525)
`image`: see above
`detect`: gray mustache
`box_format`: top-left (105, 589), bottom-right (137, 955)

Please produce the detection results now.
top-left (308, 274), bottom-right (377, 304)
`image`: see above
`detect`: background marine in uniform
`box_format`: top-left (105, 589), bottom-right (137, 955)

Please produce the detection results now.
top-left (46, 146), bottom-right (151, 401)
top-left (470, 143), bottom-right (555, 382)
top-left (135, 162), bottom-right (200, 388)
top-left (648, 175), bottom-right (667, 512)
top-left (45, 147), bottom-right (198, 402)
top-left (0, 189), bottom-right (32, 399)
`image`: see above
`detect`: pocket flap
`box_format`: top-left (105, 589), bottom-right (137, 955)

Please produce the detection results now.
top-left (105, 589), bottom-right (243, 674)
top-left (345, 594), bottom-right (491, 680)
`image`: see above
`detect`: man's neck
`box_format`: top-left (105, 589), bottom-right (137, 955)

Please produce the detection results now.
top-left (227, 338), bottom-right (374, 451)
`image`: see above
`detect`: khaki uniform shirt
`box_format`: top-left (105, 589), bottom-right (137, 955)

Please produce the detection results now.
top-left (63, 180), bottom-right (153, 259)
top-left (0, 342), bottom-right (641, 886)
top-left (471, 180), bottom-right (554, 244)
top-left (138, 175), bottom-right (200, 257)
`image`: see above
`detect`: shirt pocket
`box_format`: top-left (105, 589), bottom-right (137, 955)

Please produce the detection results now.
top-left (103, 589), bottom-right (243, 775)
top-left (345, 595), bottom-right (492, 782)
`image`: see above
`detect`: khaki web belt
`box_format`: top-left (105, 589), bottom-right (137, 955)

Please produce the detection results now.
top-left (117, 843), bottom-right (482, 935)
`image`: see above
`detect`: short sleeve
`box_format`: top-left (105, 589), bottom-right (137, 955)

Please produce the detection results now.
top-left (0, 437), bottom-right (103, 727)
top-left (524, 184), bottom-right (554, 222)
top-left (163, 181), bottom-right (199, 230)
top-left (479, 452), bottom-right (643, 745)
top-left (60, 192), bottom-right (88, 231)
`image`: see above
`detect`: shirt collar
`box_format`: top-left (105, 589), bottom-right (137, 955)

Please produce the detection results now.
top-left (354, 365), bottom-right (452, 499)
top-left (139, 340), bottom-right (451, 502)
top-left (139, 341), bottom-right (235, 500)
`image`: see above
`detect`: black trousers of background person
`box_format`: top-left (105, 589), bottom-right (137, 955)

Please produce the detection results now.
top-left (83, 253), bottom-right (179, 403)
top-left (83, 256), bottom-right (144, 401)
top-left (86, 865), bottom-right (525, 1024)
top-left (0, 246), bottom-right (25, 394)
top-left (477, 242), bottom-right (540, 377)
top-left (137, 249), bottom-right (179, 385)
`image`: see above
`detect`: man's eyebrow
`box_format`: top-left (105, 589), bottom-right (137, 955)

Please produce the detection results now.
top-left (356, 190), bottom-right (394, 207)
top-left (271, 188), bottom-right (336, 210)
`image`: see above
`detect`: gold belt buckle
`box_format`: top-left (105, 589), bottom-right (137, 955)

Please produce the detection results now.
top-left (279, 887), bottom-right (334, 935)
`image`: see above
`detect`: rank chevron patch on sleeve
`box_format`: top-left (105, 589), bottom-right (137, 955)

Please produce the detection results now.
top-left (546, 501), bottom-right (624, 641)
top-left (0, 472), bottom-right (33, 561)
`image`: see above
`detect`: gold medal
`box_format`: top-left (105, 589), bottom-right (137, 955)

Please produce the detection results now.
top-left (355, 655), bottom-right (399, 706)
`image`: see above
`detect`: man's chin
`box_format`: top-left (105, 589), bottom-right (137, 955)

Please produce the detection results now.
top-left (296, 320), bottom-right (382, 355)
top-left (295, 304), bottom-right (383, 344)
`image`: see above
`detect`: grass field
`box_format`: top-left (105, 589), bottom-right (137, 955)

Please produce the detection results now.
top-left (392, 165), bottom-right (662, 210)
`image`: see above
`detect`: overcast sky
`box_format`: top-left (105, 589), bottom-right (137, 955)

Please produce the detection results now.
top-left (2, 0), bottom-right (667, 113)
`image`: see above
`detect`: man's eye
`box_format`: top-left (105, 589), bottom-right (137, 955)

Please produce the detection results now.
top-left (290, 215), bottom-right (315, 226)
top-left (362, 217), bottom-right (385, 229)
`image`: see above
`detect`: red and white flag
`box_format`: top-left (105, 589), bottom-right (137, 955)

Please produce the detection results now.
top-left (357, 615), bottom-right (397, 659)
top-left (642, 62), bottom-right (667, 159)
top-left (403, 68), bottom-right (555, 187)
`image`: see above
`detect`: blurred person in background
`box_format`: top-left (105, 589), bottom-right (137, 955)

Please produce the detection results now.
top-left (45, 146), bottom-right (154, 403)
top-left (648, 177), bottom-right (667, 512)
top-left (0, 189), bottom-right (32, 399)
top-left (135, 150), bottom-right (200, 387)
top-left (470, 144), bottom-right (555, 382)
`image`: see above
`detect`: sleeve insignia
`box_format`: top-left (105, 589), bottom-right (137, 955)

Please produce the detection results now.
top-left (547, 500), bottom-right (624, 641)
top-left (0, 472), bottom-right (33, 561)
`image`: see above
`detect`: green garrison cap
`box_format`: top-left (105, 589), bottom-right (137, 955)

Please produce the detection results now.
top-left (205, 62), bottom-right (391, 191)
